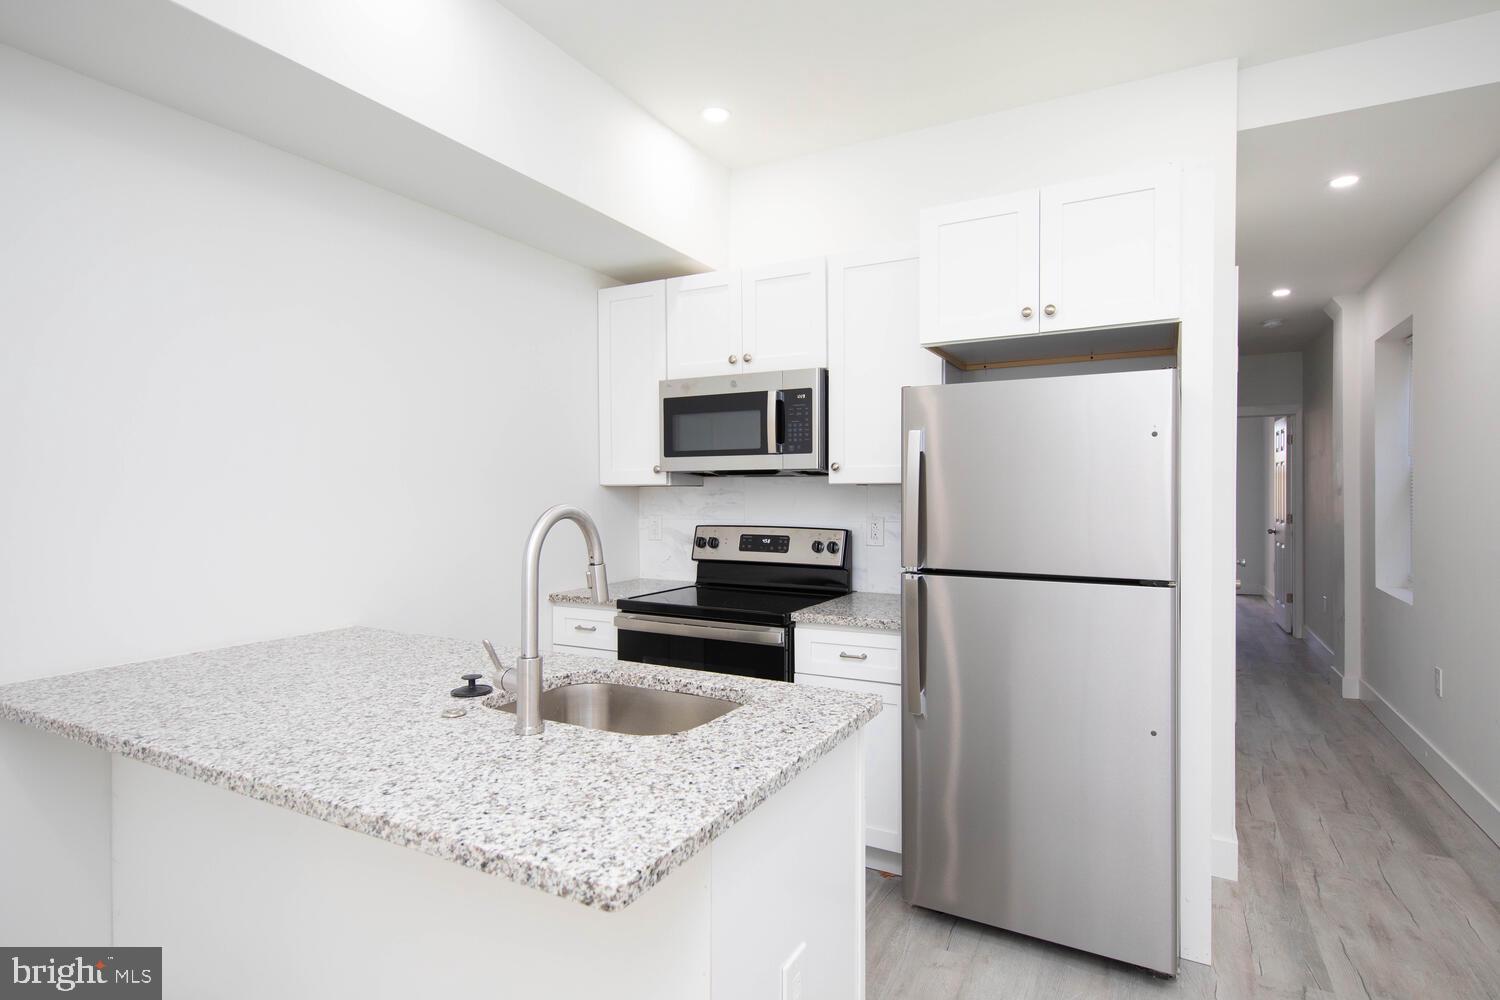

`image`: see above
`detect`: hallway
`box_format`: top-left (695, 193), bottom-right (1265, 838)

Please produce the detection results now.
top-left (865, 597), bottom-right (1500, 999)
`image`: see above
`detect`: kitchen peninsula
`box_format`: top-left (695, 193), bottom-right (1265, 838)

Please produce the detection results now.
top-left (0, 627), bottom-right (879, 999)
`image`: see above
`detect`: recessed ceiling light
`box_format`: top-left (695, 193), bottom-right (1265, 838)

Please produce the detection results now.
top-left (701, 107), bottom-right (730, 124)
top-left (1271, 288), bottom-right (1292, 298)
top-left (1329, 174), bottom-right (1361, 189)
top-left (1262, 319), bottom-right (1284, 329)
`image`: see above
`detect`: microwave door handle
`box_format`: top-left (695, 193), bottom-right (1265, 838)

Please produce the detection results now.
top-left (902, 428), bottom-right (924, 568)
top-left (767, 389), bottom-right (783, 455)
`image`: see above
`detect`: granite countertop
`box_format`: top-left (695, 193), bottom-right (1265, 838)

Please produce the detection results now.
top-left (548, 577), bottom-right (683, 609)
top-left (792, 591), bottom-right (903, 631)
top-left (0, 627), bottom-right (880, 911)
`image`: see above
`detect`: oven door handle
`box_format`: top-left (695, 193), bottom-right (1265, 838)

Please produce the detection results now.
top-left (613, 613), bottom-right (786, 647)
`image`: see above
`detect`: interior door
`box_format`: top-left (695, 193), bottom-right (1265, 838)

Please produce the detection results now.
top-left (1271, 417), bottom-right (1293, 633)
top-left (919, 191), bottom-right (1040, 345)
top-left (1038, 170), bottom-right (1179, 332)
top-left (666, 271), bottom-right (740, 379)
top-left (902, 573), bottom-right (1177, 974)
top-left (740, 258), bottom-right (827, 371)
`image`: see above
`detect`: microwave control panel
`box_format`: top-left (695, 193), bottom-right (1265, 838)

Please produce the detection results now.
top-left (781, 388), bottom-right (814, 454)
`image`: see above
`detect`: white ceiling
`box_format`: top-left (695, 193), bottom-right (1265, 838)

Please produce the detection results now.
top-left (499, 0), bottom-right (1500, 167)
top-left (1236, 83), bottom-right (1500, 354)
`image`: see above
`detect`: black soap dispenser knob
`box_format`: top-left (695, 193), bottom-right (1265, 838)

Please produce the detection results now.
top-left (451, 672), bottom-right (494, 698)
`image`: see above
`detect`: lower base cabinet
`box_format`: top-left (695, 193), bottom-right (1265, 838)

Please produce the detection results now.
top-left (794, 625), bottom-right (902, 872)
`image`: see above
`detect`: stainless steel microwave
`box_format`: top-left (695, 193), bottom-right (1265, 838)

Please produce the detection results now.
top-left (659, 368), bottom-right (828, 475)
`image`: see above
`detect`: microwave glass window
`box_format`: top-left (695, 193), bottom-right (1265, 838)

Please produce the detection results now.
top-left (673, 409), bottom-right (761, 453)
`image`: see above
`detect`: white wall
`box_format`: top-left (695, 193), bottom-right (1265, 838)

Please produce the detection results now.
top-left (0, 45), bottom-right (639, 685)
top-left (1237, 351), bottom-right (1304, 408)
top-left (639, 480), bottom-right (901, 594)
top-left (1301, 327), bottom-right (1343, 660)
top-left (1339, 153), bottom-right (1500, 844)
top-left (1235, 419), bottom-right (1270, 596)
top-left (728, 61), bottom-right (1240, 961)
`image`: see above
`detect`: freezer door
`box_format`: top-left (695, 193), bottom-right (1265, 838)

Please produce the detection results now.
top-left (902, 573), bottom-right (1177, 974)
top-left (902, 368), bottom-right (1176, 581)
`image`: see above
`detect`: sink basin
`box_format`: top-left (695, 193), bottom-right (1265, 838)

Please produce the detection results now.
top-left (496, 683), bottom-right (740, 736)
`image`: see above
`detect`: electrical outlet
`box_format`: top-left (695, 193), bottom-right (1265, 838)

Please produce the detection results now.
top-left (1434, 666), bottom-right (1443, 698)
top-left (643, 515), bottom-right (662, 542)
top-left (780, 942), bottom-right (806, 1000)
top-left (866, 515), bottom-right (884, 547)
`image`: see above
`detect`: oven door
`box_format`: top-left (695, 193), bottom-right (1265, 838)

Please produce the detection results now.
top-left (613, 613), bottom-right (791, 682)
top-left (660, 373), bottom-right (782, 473)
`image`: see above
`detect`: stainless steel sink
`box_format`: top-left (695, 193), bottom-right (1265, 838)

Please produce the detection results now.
top-left (495, 683), bottom-right (740, 736)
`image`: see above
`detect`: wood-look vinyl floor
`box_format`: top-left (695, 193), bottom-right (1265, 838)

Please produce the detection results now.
top-left (867, 597), bottom-right (1500, 999)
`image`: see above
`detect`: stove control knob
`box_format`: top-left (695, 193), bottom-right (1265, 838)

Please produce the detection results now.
top-left (811, 540), bottom-right (825, 554)
top-left (707, 536), bottom-right (720, 549)
top-left (694, 536), bottom-right (707, 549)
top-left (826, 540), bottom-right (841, 555)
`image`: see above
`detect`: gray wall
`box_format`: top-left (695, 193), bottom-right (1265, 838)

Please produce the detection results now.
top-left (1301, 327), bottom-right (1343, 656)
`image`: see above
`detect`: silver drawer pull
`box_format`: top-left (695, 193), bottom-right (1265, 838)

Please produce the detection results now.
top-left (838, 651), bottom-right (868, 661)
top-left (573, 624), bottom-right (598, 632)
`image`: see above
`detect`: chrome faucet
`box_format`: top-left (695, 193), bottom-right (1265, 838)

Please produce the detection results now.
top-left (485, 505), bottom-right (609, 736)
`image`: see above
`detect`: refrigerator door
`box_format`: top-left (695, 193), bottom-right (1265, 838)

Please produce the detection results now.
top-left (902, 572), bottom-right (1177, 974)
top-left (902, 368), bottom-right (1176, 581)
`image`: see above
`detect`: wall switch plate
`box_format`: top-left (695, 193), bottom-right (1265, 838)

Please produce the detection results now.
top-left (866, 515), bottom-right (884, 547)
top-left (780, 942), bottom-right (806, 1000)
top-left (644, 515), bottom-right (662, 542)
top-left (1434, 666), bottom-right (1443, 698)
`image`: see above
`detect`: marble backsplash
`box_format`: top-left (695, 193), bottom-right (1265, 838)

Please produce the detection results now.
top-left (637, 477), bottom-right (903, 594)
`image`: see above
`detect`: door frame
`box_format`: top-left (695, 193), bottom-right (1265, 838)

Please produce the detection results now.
top-left (1237, 404), bottom-right (1304, 639)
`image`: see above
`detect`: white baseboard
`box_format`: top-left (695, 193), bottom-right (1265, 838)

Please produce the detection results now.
top-left (1211, 834), bottom-right (1239, 882)
top-left (1362, 679), bottom-right (1500, 848)
top-left (865, 846), bottom-right (901, 876)
top-left (1303, 626), bottom-right (1344, 687)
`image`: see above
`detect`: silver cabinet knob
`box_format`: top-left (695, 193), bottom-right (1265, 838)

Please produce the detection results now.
top-left (1021, 306), bottom-right (1034, 319)
top-left (1043, 304), bottom-right (1057, 316)
top-left (728, 354), bottom-right (739, 364)
top-left (652, 464), bottom-right (661, 474)
top-left (742, 353), bottom-right (753, 363)
top-left (830, 462), bottom-right (841, 472)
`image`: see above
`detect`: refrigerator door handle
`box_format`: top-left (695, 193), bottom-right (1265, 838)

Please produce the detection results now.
top-left (902, 428), bottom-right (925, 569)
top-left (902, 573), bottom-right (924, 716)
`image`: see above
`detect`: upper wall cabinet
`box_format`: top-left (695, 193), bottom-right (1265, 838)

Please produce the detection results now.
top-left (741, 257), bottom-right (828, 372)
top-left (598, 281), bottom-right (668, 486)
top-left (920, 192), bottom-right (1040, 345)
top-left (1038, 171), bottom-right (1180, 334)
top-left (667, 259), bottom-right (828, 379)
top-left (920, 169), bottom-right (1179, 348)
top-left (665, 271), bottom-right (740, 380)
top-left (828, 246), bottom-right (941, 484)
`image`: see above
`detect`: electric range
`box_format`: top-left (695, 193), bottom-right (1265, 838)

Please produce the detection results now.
top-left (614, 524), bottom-right (852, 682)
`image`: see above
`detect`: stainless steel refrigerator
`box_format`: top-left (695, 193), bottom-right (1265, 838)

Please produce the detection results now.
top-left (900, 367), bottom-right (1178, 975)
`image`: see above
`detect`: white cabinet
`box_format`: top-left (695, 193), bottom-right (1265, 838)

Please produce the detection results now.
top-left (550, 605), bottom-right (617, 659)
top-left (741, 257), bottom-right (827, 371)
top-left (827, 245), bottom-right (942, 484)
top-left (920, 191), bottom-right (1040, 345)
top-left (665, 271), bottom-right (740, 379)
top-left (920, 169), bottom-right (1180, 348)
top-left (1039, 170), bottom-right (1180, 333)
top-left (666, 260), bottom-right (827, 379)
top-left (598, 282), bottom-right (667, 486)
top-left (795, 625), bottom-right (903, 871)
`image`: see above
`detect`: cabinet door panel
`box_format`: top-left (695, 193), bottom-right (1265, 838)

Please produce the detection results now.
top-left (667, 271), bottom-right (740, 379)
top-left (797, 671), bottom-right (901, 854)
top-left (740, 258), bottom-right (827, 371)
top-left (1038, 170), bottom-right (1179, 331)
top-left (920, 192), bottom-right (1039, 345)
top-left (598, 281), bottom-right (667, 485)
top-left (828, 246), bottom-right (941, 484)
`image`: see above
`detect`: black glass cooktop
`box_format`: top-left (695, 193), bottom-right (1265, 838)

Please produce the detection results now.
top-left (617, 585), bottom-right (838, 626)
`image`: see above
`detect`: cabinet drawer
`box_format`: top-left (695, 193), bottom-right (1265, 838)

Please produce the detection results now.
top-left (551, 606), bottom-right (617, 652)
top-left (795, 627), bottom-right (900, 685)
